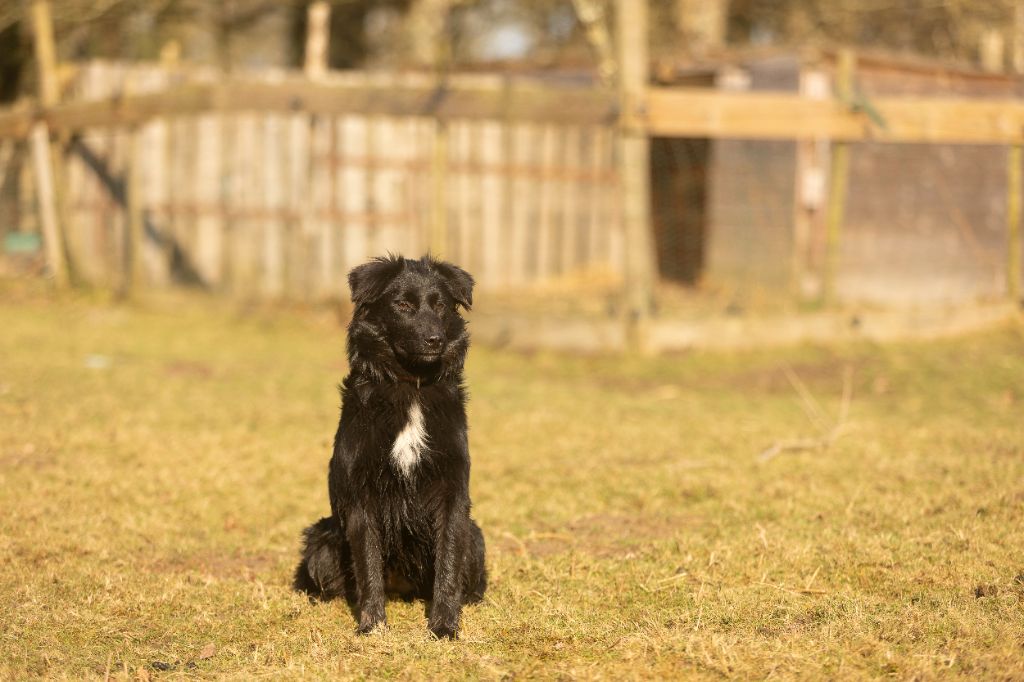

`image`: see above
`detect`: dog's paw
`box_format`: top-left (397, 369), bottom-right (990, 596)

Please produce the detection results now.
top-left (428, 623), bottom-right (458, 640)
top-left (356, 619), bottom-right (386, 636)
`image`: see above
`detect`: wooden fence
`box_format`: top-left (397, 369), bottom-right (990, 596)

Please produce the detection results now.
top-left (3, 59), bottom-right (1024, 304)
top-left (2, 62), bottom-right (624, 297)
top-left (0, 0), bottom-right (1022, 318)
top-left (54, 62), bottom-right (622, 294)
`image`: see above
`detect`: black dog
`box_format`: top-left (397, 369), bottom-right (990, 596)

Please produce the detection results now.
top-left (294, 254), bottom-right (487, 639)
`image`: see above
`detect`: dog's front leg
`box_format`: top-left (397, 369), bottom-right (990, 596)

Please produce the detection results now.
top-left (428, 501), bottom-right (468, 639)
top-left (345, 508), bottom-right (386, 634)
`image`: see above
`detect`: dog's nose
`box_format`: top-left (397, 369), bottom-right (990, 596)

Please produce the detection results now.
top-left (425, 334), bottom-right (442, 350)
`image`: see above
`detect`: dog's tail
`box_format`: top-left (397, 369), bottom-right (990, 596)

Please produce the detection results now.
top-left (293, 516), bottom-right (350, 601)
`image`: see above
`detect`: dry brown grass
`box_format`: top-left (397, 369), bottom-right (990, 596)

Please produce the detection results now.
top-left (1, 287), bottom-right (1023, 679)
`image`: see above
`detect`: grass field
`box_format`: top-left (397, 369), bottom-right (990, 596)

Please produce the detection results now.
top-left (1, 289), bottom-right (1023, 680)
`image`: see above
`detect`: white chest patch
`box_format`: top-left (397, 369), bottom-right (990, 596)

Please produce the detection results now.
top-left (391, 400), bottom-right (427, 477)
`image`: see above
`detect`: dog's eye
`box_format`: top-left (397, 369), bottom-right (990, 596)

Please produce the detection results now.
top-left (395, 300), bottom-right (414, 313)
top-left (433, 301), bottom-right (446, 313)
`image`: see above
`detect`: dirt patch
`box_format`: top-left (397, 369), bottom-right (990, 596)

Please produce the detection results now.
top-left (568, 513), bottom-right (693, 555)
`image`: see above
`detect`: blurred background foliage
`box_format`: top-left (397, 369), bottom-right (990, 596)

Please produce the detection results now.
top-left (1, 0), bottom-right (1021, 101)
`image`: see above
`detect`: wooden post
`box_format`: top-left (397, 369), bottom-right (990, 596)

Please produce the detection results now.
top-left (980, 29), bottom-right (1005, 74)
top-left (29, 126), bottom-right (65, 284)
top-left (793, 68), bottom-right (829, 301)
top-left (615, 0), bottom-right (656, 346)
top-left (29, 0), bottom-right (68, 287)
top-left (426, 6), bottom-right (453, 261)
top-left (823, 49), bottom-right (855, 306)
top-left (31, 0), bottom-right (60, 109)
top-left (305, 1), bottom-right (331, 295)
top-left (1009, 144), bottom-right (1022, 303)
top-left (304, 1), bottom-right (330, 79)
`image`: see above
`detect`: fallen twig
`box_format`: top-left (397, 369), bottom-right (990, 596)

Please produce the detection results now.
top-left (804, 565), bottom-right (822, 591)
top-left (782, 363), bottom-right (830, 432)
top-left (757, 580), bottom-right (828, 596)
top-left (758, 365), bottom-right (853, 462)
top-left (500, 530), bottom-right (528, 557)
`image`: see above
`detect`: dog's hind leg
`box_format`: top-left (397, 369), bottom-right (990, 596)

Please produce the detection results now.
top-left (293, 516), bottom-right (353, 602)
top-left (462, 519), bottom-right (487, 604)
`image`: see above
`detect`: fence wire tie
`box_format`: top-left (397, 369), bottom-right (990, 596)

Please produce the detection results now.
top-left (842, 89), bottom-right (888, 131)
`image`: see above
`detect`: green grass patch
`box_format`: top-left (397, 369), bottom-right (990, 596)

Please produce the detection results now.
top-left (1, 291), bottom-right (1022, 679)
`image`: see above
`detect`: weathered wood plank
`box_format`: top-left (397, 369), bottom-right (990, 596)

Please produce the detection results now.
top-left (218, 80), bottom-right (618, 125)
top-left (0, 80), bottom-right (613, 137)
top-left (646, 87), bottom-right (1024, 144)
top-left (6, 79), bottom-right (1024, 146)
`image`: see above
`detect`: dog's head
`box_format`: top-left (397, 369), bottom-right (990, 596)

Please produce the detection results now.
top-left (347, 255), bottom-right (474, 379)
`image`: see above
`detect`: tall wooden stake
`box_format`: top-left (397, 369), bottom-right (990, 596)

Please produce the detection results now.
top-left (615, 0), bottom-right (656, 349)
top-left (1009, 144), bottom-right (1022, 303)
top-left (29, 0), bottom-right (69, 287)
top-left (304, 1), bottom-right (330, 79)
top-left (427, 5), bottom-right (453, 260)
top-left (793, 69), bottom-right (829, 302)
top-left (305, 1), bottom-right (331, 295)
top-left (823, 49), bottom-right (855, 306)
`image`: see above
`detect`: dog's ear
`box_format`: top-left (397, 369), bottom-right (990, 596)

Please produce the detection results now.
top-left (348, 256), bottom-right (404, 307)
top-left (432, 260), bottom-right (474, 310)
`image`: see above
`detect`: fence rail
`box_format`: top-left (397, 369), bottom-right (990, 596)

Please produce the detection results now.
top-left (0, 77), bottom-right (619, 139)
top-left (647, 88), bottom-right (1024, 145)
top-left (3, 79), bottom-right (1024, 145)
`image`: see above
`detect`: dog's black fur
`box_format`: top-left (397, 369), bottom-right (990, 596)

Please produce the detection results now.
top-left (294, 254), bottom-right (487, 639)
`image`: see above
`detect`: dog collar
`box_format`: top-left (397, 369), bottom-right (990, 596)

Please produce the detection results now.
top-left (396, 373), bottom-right (437, 389)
